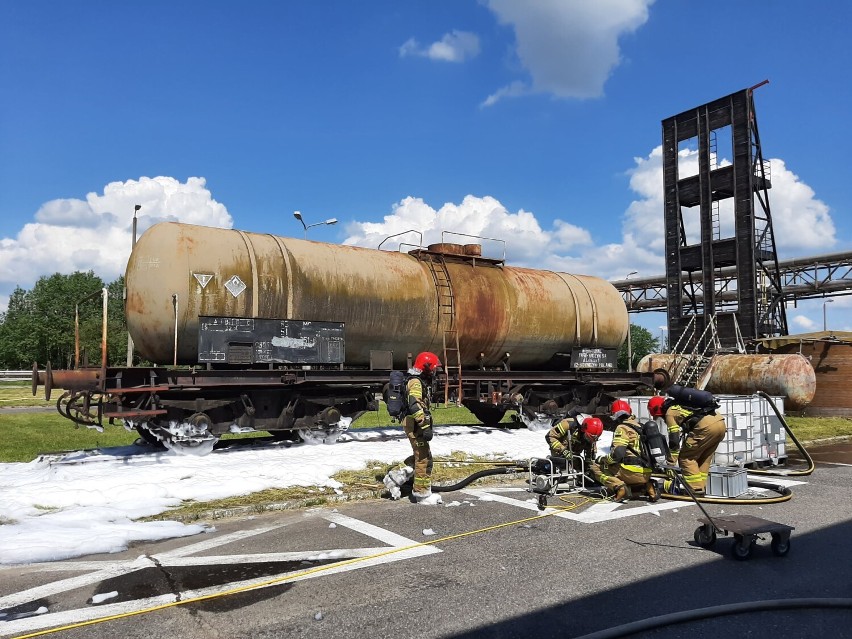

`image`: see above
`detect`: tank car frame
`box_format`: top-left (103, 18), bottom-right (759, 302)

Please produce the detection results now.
top-left (34, 357), bottom-right (663, 454)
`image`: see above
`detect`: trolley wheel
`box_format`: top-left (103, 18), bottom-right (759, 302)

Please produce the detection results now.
top-left (693, 524), bottom-right (717, 548)
top-left (730, 535), bottom-right (753, 561)
top-left (537, 494), bottom-right (548, 511)
top-left (771, 533), bottom-right (791, 557)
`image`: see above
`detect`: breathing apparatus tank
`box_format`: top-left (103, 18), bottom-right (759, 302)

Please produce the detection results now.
top-left (641, 419), bottom-right (670, 469)
top-left (666, 384), bottom-right (719, 410)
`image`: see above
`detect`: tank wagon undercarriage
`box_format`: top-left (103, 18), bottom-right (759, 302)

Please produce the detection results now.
top-left (34, 363), bottom-right (665, 454)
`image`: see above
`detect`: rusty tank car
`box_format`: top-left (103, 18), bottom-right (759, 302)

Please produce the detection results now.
top-left (33, 222), bottom-right (662, 453)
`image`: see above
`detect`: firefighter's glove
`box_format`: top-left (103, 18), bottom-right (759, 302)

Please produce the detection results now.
top-left (419, 414), bottom-right (433, 441)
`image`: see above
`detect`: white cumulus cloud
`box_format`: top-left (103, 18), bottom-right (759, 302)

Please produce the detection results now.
top-left (0, 176), bottom-right (232, 312)
top-left (482, 0), bottom-right (654, 105)
top-left (343, 195), bottom-right (550, 265)
top-left (399, 30), bottom-right (480, 62)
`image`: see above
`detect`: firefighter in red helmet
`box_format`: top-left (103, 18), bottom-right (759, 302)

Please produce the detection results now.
top-left (593, 399), bottom-right (658, 502)
top-left (403, 352), bottom-right (442, 504)
top-left (649, 393), bottom-right (726, 495)
top-left (543, 414), bottom-right (604, 483)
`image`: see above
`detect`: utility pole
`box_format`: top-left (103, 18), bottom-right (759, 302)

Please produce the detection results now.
top-left (625, 271), bottom-right (638, 371)
top-left (126, 205), bottom-right (141, 366)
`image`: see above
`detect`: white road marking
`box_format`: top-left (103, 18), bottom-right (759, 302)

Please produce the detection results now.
top-left (0, 513), bottom-right (437, 637)
top-left (461, 488), bottom-right (692, 522)
top-left (0, 525), bottom-right (283, 608)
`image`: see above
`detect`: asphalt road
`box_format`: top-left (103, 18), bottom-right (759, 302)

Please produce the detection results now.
top-left (1, 443), bottom-right (851, 639)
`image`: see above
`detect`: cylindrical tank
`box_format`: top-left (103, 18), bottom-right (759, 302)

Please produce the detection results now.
top-left (759, 332), bottom-right (852, 416)
top-left (636, 353), bottom-right (816, 410)
top-left (125, 222), bottom-right (628, 368)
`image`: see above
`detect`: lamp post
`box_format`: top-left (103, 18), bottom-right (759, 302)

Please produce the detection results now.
top-left (293, 210), bottom-right (338, 239)
top-left (625, 271), bottom-right (638, 371)
top-left (659, 326), bottom-right (668, 353)
top-left (823, 299), bottom-right (834, 332)
top-left (126, 204), bottom-right (141, 366)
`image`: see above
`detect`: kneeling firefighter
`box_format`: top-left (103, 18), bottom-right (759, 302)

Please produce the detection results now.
top-left (542, 413), bottom-right (605, 481)
top-left (593, 400), bottom-right (658, 502)
top-left (383, 352), bottom-right (443, 505)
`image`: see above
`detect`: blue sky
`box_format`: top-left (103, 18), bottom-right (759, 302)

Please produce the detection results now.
top-left (1, 0), bottom-right (849, 334)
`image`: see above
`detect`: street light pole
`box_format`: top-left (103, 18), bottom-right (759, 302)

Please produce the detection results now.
top-left (625, 271), bottom-right (638, 372)
top-left (126, 204), bottom-right (141, 366)
top-left (293, 211), bottom-right (338, 239)
top-left (823, 299), bottom-right (834, 331)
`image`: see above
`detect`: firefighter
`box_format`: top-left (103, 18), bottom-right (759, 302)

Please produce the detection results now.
top-left (593, 399), bottom-right (658, 502)
top-left (391, 351), bottom-right (442, 504)
top-left (648, 394), bottom-right (726, 495)
top-left (543, 414), bottom-right (604, 481)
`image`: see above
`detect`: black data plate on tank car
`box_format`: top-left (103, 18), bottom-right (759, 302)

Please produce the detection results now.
top-left (198, 316), bottom-right (345, 364)
top-left (570, 347), bottom-right (617, 370)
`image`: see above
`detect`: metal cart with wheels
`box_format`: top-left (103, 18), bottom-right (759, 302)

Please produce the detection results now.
top-left (665, 464), bottom-right (795, 561)
top-left (694, 514), bottom-right (794, 560)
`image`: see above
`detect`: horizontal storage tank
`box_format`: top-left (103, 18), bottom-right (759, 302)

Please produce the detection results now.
top-left (636, 353), bottom-right (816, 410)
top-left (753, 331), bottom-right (852, 417)
top-left (125, 222), bottom-right (629, 368)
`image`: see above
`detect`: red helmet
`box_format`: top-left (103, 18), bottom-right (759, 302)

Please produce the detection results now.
top-left (647, 395), bottom-right (666, 417)
top-left (413, 352), bottom-right (442, 375)
top-left (610, 399), bottom-right (631, 420)
top-left (580, 416), bottom-right (604, 442)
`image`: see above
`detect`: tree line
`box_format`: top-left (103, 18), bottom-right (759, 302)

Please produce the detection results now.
top-left (0, 272), bottom-right (129, 369)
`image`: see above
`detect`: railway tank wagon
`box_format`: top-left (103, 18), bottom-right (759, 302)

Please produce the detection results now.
top-left (126, 222), bottom-right (628, 369)
top-left (34, 222), bottom-right (659, 453)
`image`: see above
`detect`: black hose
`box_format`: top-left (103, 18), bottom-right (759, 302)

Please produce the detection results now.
top-left (657, 478), bottom-right (793, 504)
top-left (571, 598), bottom-right (852, 639)
top-left (749, 391), bottom-right (815, 477)
top-left (433, 466), bottom-right (525, 492)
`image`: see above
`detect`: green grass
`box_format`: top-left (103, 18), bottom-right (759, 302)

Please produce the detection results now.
top-left (784, 416), bottom-right (852, 442)
top-left (0, 396), bottom-right (502, 462)
top-left (0, 382), bottom-right (51, 408)
top-left (0, 412), bottom-right (139, 462)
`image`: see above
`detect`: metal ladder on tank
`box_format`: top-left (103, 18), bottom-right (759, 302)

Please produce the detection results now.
top-left (424, 254), bottom-right (462, 405)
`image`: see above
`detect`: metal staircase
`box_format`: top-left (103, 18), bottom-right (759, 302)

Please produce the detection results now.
top-left (670, 315), bottom-right (722, 389)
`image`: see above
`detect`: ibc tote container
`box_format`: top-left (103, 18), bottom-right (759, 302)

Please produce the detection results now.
top-left (751, 395), bottom-right (787, 465)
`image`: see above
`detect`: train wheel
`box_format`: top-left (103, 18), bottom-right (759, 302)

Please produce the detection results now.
top-left (134, 424), bottom-right (166, 449)
top-left (299, 427), bottom-right (338, 445)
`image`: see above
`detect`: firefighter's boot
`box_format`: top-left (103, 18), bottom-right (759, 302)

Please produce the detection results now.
top-left (646, 480), bottom-right (659, 503)
top-left (612, 486), bottom-right (628, 503)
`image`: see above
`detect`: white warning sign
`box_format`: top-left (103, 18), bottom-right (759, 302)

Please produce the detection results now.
top-left (193, 273), bottom-right (213, 288)
top-left (225, 275), bottom-right (247, 298)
